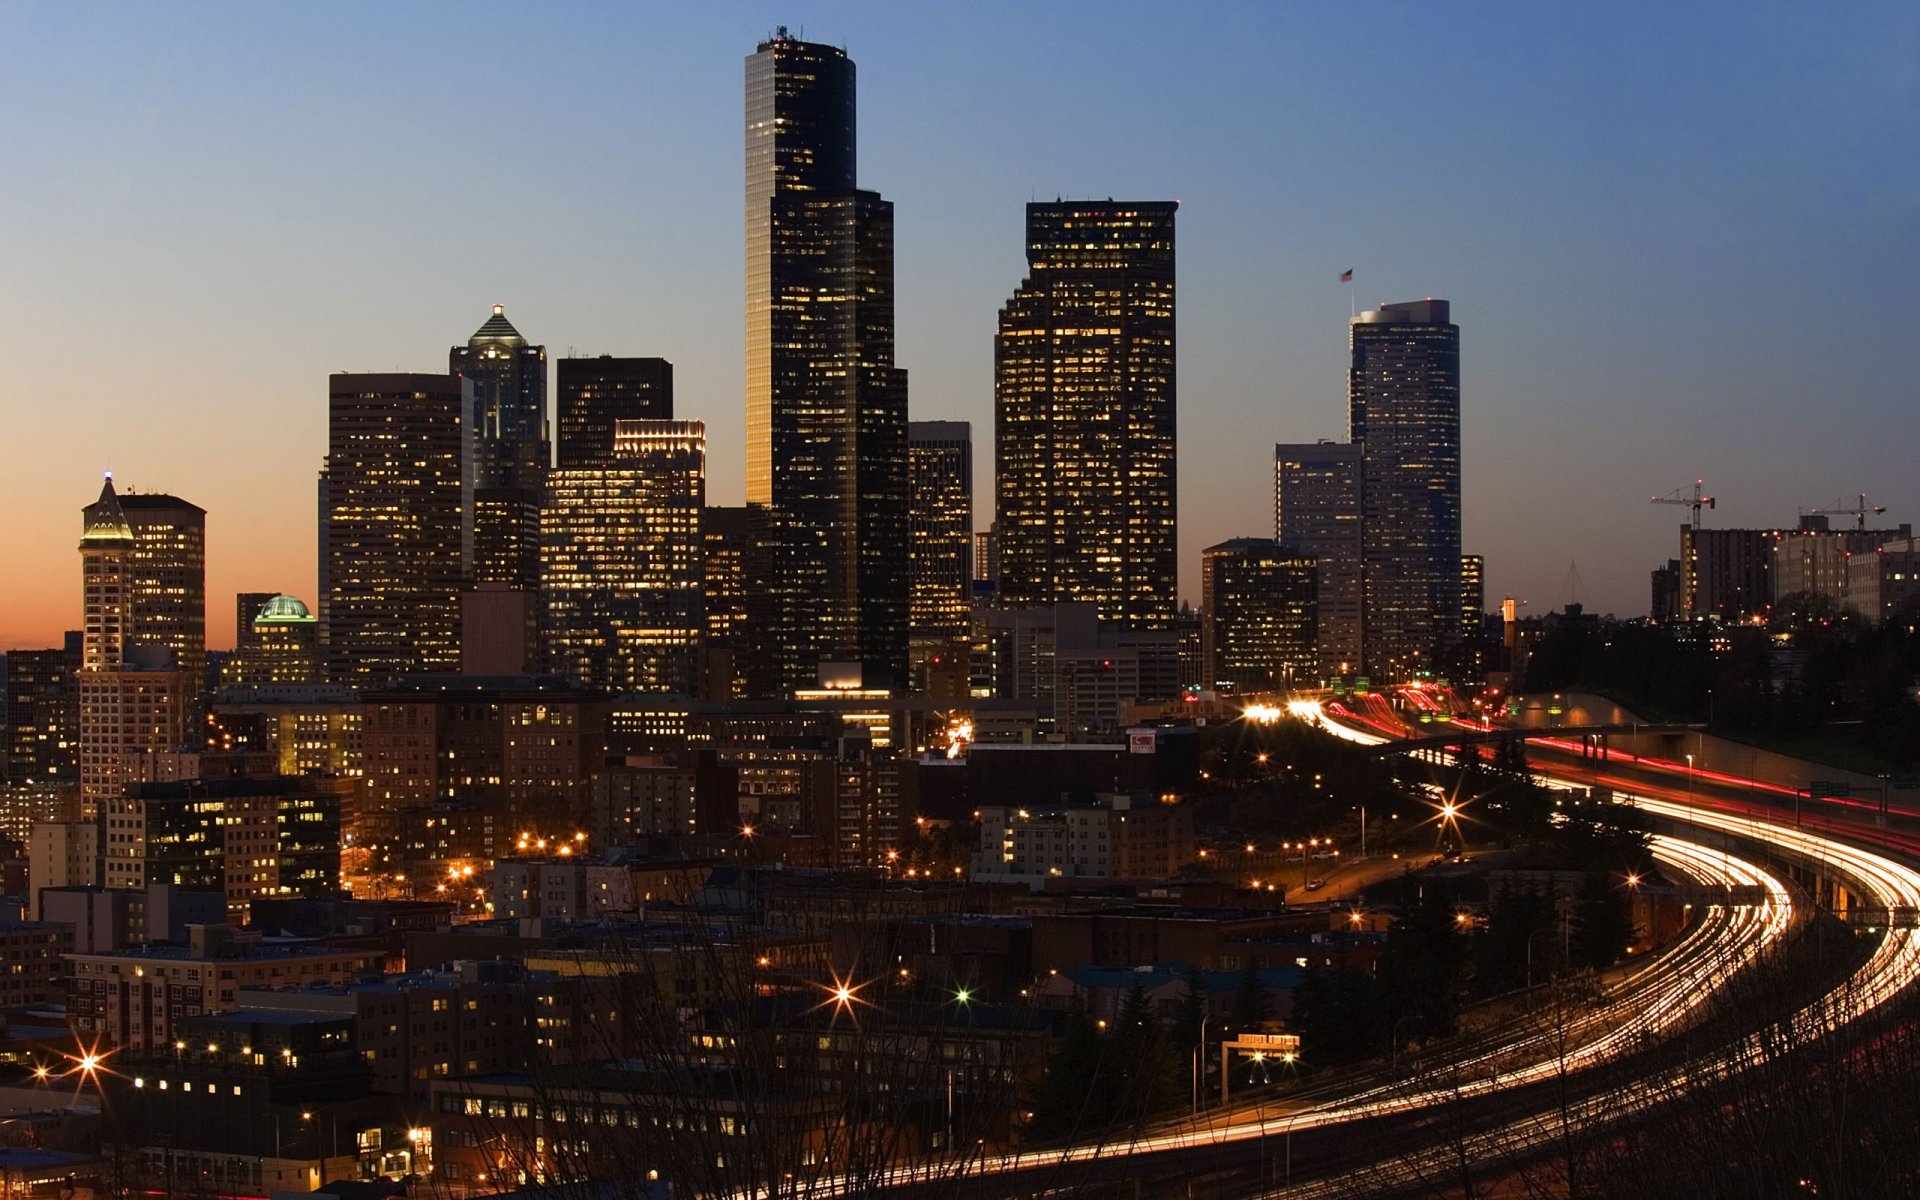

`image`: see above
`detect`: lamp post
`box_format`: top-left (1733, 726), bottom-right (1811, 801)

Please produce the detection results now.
top-left (1191, 1013), bottom-right (1211, 1115)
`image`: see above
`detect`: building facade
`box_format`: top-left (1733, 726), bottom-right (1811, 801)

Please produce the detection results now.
top-left (541, 421), bottom-right (706, 695)
top-left (78, 477), bottom-right (195, 817)
top-left (323, 374), bottom-right (471, 684)
top-left (1275, 441), bottom-right (1363, 677)
top-left (746, 30), bottom-right (909, 694)
top-left (1199, 539), bottom-right (1317, 693)
top-left (555, 355), bottom-right (673, 467)
top-left (907, 421), bottom-right (973, 653)
top-left (1350, 300), bottom-right (1461, 679)
top-left (995, 201), bottom-right (1178, 631)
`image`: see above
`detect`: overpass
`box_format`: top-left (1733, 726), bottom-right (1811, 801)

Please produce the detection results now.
top-left (1356, 721), bottom-right (1706, 758)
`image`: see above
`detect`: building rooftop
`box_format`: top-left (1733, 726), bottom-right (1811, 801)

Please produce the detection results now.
top-left (468, 303), bottom-right (527, 347)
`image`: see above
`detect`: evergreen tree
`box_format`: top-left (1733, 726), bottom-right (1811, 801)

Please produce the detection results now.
top-left (1570, 871), bottom-right (1637, 971)
top-left (1169, 962), bottom-right (1209, 1055)
top-left (1227, 960), bottom-right (1274, 1035)
top-left (1024, 994), bottom-right (1108, 1142)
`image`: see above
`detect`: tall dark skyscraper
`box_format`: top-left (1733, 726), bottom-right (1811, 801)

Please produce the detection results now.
top-left (995, 201), bottom-right (1178, 630)
top-left (1200, 539), bottom-right (1317, 693)
top-left (556, 355), bottom-right (674, 468)
top-left (451, 306), bottom-right (547, 595)
top-left (1275, 440), bottom-right (1363, 677)
top-left (116, 492), bottom-right (207, 691)
top-left (1350, 299), bottom-right (1461, 678)
top-left (745, 29), bottom-right (908, 693)
top-left (323, 373), bottom-right (471, 684)
top-left (907, 421), bottom-right (972, 650)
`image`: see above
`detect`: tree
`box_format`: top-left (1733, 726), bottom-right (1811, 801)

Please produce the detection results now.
top-left (1024, 993), bottom-right (1108, 1143)
top-left (1226, 960), bottom-right (1273, 1035)
top-left (1570, 870), bottom-right (1636, 971)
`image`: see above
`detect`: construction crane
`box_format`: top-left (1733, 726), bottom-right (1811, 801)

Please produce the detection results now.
top-left (1652, 479), bottom-right (1715, 527)
top-left (1805, 493), bottom-right (1885, 531)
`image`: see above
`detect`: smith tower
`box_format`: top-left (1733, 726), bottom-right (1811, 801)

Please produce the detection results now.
top-left (995, 201), bottom-right (1178, 629)
top-left (1349, 299), bottom-right (1461, 678)
top-left (745, 29), bottom-right (908, 693)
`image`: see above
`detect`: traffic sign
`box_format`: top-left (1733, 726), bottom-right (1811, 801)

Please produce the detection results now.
top-left (1809, 780), bottom-right (1851, 799)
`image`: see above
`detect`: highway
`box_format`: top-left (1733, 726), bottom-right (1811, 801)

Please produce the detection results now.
top-left (792, 812), bottom-right (1794, 1198)
top-left (739, 698), bottom-right (1920, 1198)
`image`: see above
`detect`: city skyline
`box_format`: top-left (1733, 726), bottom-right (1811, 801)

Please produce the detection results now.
top-left (6, 2), bottom-right (1919, 648)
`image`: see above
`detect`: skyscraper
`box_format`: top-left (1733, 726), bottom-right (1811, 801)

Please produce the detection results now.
top-left (745, 29), bottom-right (908, 693)
top-left (698, 505), bottom-right (772, 701)
top-left (451, 306), bottom-right (547, 596)
top-left (1275, 441), bottom-right (1363, 677)
top-left (556, 355), bottom-right (673, 468)
top-left (4, 632), bottom-right (80, 792)
top-left (995, 201), bottom-right (1178, 629)
top-left (323, 373), bottom-right (471, 684)
top-left (1350, 299), bottom-right (1461, 679)
top-left (117, 493), bottom-right (207, 691)
top-left (1461, 554), bottom-right (1485, 640)
top-left (77, 477), bottom-right (193, 818)
top-left (907, 421), bottom-right (972, 651)
top-left (541, 420), bottom-right (706, 694)
top-left (1199, 539), bottom-right (1317, 693)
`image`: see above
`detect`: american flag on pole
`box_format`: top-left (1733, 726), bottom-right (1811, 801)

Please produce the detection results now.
top-left (1340, 269), bottom-right (1354, 282)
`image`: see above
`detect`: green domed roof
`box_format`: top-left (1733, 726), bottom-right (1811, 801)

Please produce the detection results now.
top-left (255, 594), bottom-right (316, 624)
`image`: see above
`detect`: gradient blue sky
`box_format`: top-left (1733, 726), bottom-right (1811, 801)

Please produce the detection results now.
top-left (3, 1), bottom-right (1916, 648)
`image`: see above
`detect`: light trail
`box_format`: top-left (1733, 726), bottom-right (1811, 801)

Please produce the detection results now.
top-left (788, 827), bottom-right (1792, 1198)
top-left (1267, 794), bottom-right (1920, 1198)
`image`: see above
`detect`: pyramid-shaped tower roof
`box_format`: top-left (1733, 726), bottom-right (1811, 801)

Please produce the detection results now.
top-left (80, 473), bottom-right (134, 545)
top-left (468, 303), bottom-right (526, 348)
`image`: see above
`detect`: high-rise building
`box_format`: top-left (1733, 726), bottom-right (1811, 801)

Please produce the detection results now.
top-left (222, 594), bottom-right (321, 688)
top-left (452, 306), bottom-right (547, 597)
top-left (541, 421), bottom-right (706, 694)
top-left (1461, 554), bottom-right (1486, 640)
top-left (5, 633), bottom-right (81, 792)
top-left (745, 30), bottom-right (909, 694)
top-left (1275, 441), bottom-right (1363, 677)
top-left (1200, 539), bottom-right (1318, 693)
top-left (117, 493), bottom-right (207, 691)
top-left (907, 422), bottom-right (972, 651)
top-left (995, 201), bottom-right (1178, 630)
top-left (323, 373), bottom-right (471, 684)
top-left (1350, 299), bottom-right (1461, 679)
top-left (556, 356), bottom-right (673, 468)
top-left (77, 477), bottom-right (194, 818)
top-left (698, 505), bottom-right (772, 701)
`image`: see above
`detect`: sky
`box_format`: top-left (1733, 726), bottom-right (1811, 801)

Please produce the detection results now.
top-left (2, 1), bottom-right (1917, 649)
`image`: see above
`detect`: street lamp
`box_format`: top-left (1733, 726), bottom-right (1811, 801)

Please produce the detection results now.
top-left (1191, 1013), bottom-right (1211, 1115)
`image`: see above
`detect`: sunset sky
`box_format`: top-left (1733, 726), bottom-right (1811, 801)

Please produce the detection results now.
top-left (3, 1), bottom-right (1916, 649)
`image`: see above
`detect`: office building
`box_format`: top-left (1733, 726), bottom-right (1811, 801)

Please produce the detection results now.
top-left (995, 201), bottom-right (1178, 629)
top-left (100, 777), bottom-right (342, 922)
top-left (908, 421), bottom-right (973, 650)
top-left (699, 505), bottom-right (772, 700)
top-left (118, 492), bottom-right (208, 690)
top-left (541, 420), bottom-right (706, 695)
top-left (221, 594), bottom-right (320, 688)
top-left (1846, 539), bottom-right (1920, 623)
top-left (1462, 554), bottom-right (1485, 639)
top-left (78, 477), bottom-right (195, 817)
top-left (970, 794), bottom-right (1195, 888)
top-left (1199, 539), bottom-right (1317, 693)
top-left (69, 931), bottom-right (383, 1054)
top-left (451, 306), bottom-right (547, 619)
top-left (746, 29), bottom-right (909, 694)
top-left (323, 373), bottom-right (471, 684)
top-left (5, 632), bottom-right (81, 791)
top-left (1275, 441), bottom-right (1363, 676)
top-left (556, 355), bottom-right (673, 467)
top-left (1350, 299), bottom-right (1461, 678)
top-left (357, 678), bottom-right (605, 875)
top-left (1770, 519), bottom-right (1911, 610)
